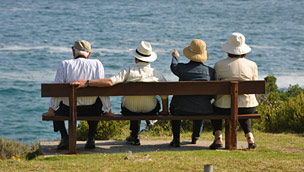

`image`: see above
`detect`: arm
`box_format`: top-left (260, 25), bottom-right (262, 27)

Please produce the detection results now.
top-left (159, 97), bottom-right (169, 115)
top-left (170, 49), bottom-right (181, 77)
top-left (71, 78), bottom-right (113, 88)
top-left (253, 63), bottom-right (258, 80)
top-left (49, 62), bottom-right (65, 114)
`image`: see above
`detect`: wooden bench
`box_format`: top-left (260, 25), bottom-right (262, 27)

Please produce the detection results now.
top-left (41, 80), bottom-right (265, 154)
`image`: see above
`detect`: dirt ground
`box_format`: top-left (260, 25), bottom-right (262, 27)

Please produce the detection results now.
top-left (40, 140), bottom-right (248, 155)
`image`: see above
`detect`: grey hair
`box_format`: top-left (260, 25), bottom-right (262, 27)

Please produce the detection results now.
top-left (74, 48), bottom-right (89, 57)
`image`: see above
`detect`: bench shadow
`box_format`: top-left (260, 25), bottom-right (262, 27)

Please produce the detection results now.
top-left (40, 140), bottom-right (237, 155)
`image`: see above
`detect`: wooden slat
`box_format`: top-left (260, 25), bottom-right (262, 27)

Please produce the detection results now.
top-left (238, 80), bottom-right (265, 94)
top-left (41, 80), bottom-right (265, 97)
top-left (41, 83), bottom-right (71, 97)
top-left (42, 113), bottom-right (261, 121)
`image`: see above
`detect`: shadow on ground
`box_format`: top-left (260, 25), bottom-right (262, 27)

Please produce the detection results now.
top-left (40, 140), bottom-right (248, 155)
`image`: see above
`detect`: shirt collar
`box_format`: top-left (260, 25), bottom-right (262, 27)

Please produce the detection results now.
top-left (188, 60), bottom-right (203, 64)
top-left (136, 62), bottom-right (150, 67)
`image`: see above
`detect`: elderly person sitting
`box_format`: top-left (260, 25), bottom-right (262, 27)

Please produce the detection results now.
top-left (169, 39), bottom-right (215, 147)
top-left (210, 32), bottom-right (258, 150)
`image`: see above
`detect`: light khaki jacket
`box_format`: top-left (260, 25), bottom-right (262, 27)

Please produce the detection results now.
top-left (214, 57), bottom-right (259, 108)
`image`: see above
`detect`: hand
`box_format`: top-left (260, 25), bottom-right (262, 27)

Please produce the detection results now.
top-left (46, 108), bottom-right (55, 116)
top-left (70, 79), bottom-right (87, 88)
top-left (104, 110), bottom-right (114, 117)
top-left (172, 49), bottom-right (179, 57)
top-left (159, 110), bottom-right (169, 115)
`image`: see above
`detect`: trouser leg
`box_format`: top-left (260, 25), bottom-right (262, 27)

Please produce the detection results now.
top-left (130, 120), bottom-right (141, 138)
top-left (238, 119), bottom-right (252, 134)
top-left (171, 120), bottom-right (181, 141)
top-left (192, 120), bottom-right (204, 138)
top-left (211, 119), bottom-right (223, 135)
top-left (87, 121), bottom-right (99, 139)
top-left (53, 121), bottom-right (68, 138)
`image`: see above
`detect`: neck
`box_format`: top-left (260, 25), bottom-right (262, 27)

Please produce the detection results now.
top-left (75, 55), bottom-right (86, 59)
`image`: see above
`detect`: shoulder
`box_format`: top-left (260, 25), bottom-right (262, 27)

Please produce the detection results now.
top-left (243, 58), bottom-right (257, 67)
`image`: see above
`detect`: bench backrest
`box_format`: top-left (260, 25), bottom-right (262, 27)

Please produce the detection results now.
top-left (41, 80), bottom-right (265, 97)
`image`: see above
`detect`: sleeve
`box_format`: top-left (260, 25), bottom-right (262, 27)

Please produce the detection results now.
top-left (97, 61), bottom-right (105, 79)
top-left (110, 67), bottom-right (130, 85)
top-left (170, 55), bottom-right (181, 77)
top-left (49, 62), bottom-right (65, 110)
top-left (253, 62), bottom-right (258, 80)
top-left (214, 62), bottom-right (220, 80)
top-left (100, 96), bottom-right (111, 113)
top-left (96, 61), bottom-right (111, 113)
top-left (156, 72), bottom-right (168, 99)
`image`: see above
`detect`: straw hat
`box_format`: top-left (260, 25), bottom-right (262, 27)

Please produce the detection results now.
top-left (183, 39), bottom-right (208, 63)
top-left (129, 41), bottom-right (157, 62)
top-left (222, 32), bottom-right (251, 55)
top-left (73, 40), bottom-right (91, 52)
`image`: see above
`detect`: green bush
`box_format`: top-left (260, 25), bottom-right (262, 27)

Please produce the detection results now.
top-left (77, 120), bottom-right (128, 140)
top-left (0, 137), bottom-right (41, 160)
top-left (257, 76), bottom-right (304, 133)
top-left (147, 118), bottom-right (213, 135)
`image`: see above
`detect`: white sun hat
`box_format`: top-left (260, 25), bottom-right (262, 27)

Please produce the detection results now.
top-left (222, 32), bottom-right (251, 55)
top-left (129, 41), bottom-right (157, 62)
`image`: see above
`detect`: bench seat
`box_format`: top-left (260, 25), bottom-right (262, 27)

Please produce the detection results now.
top-left (42, 113), bottom-right (261, 121)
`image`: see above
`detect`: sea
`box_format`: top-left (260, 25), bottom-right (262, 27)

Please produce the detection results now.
top-left (0, 0), bottom-right (303, 143)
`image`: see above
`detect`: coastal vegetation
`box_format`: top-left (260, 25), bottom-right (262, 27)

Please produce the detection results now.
top-left (0, 137), bottom-right (41, 160)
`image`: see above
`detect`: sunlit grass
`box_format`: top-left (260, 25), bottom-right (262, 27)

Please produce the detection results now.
top-left (1, 132), bottom-right (303, 171)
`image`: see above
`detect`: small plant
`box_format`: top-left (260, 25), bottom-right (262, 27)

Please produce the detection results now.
top-left (77, 120), bottom-right (129, 140)
top-left (0, 137), bottom-right (42, 160)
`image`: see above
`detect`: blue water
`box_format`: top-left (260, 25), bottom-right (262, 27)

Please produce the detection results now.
top-left (0, 0), bottom-right (304, 143)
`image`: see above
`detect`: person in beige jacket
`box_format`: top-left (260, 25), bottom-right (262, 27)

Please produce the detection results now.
top-left (210, 32), bottom-right (258, 150)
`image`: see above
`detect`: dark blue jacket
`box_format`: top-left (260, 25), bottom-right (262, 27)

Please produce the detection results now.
top-left (170, 55), bottom-right (215, 114)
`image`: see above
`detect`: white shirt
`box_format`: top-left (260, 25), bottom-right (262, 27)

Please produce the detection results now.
top-left (49, 57), bottom-right (111, 112)
top-left (214, 57), bottom-right (259, 108)
top-left (110, 62), bottom-right (167, 113)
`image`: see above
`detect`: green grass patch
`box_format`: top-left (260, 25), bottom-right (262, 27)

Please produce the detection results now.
top-left (1, 132), bottom-right (303, 171)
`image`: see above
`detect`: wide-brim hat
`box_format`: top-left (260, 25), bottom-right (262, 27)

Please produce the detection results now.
top-left (222, 32), bottom-right (251, 55)
top-left (183, 39), bottom-right (208, 63)
top-left (129, 41), bottom-right (157, 62)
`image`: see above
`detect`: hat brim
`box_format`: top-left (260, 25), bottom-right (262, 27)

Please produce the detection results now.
top-left (183, 46), bottom-right (208, 63)
top-left (222, 42), bottom-right (251, 55)
top-left (129, 49), bottom-right (157, 62)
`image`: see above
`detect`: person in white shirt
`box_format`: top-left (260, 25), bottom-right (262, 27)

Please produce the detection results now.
top-left (46, 40), bottom-right (111, 150)
top-left (210, 33), bottom-right (258, 150)
top-left (72, 41), bottom-right (169, 145)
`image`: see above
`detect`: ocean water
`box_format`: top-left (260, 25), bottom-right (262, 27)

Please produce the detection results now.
top-left (0, 0), bottom-right (303, 143)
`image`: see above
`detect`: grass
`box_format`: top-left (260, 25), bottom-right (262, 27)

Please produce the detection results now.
top-left (0, 131), bottom-right (304, 172)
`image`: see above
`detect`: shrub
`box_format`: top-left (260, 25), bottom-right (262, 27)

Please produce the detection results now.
top-left (0, 137), bottom-right (41, 160)
top-left (257, 76), bottom-right (304, 133)
top-left (77, 120), bottom-right (129, 140)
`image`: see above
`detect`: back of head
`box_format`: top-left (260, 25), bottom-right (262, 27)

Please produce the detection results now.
top-left (72, 40), bottom-right (91, 57)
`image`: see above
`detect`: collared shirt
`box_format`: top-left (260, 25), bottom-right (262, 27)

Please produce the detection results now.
top-left (49, 58), bottom-right (111, 112)
top-left (170, 55), bottom-right (215, 114)
top-left (214, 57), bottom-right (259, 108)
top-left (110, 62), bottom-right (167, 113)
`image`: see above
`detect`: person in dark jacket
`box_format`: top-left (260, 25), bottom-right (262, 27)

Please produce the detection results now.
top-left (169, 39), bottom-right (215, 147)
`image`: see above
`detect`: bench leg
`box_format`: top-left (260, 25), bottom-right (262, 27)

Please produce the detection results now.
top-left (68, 119), bottom-right (77, 154)
top-left (225, 119), bottom-right (237, 150)
top-left (68, 86), bottom-right (77, 154)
